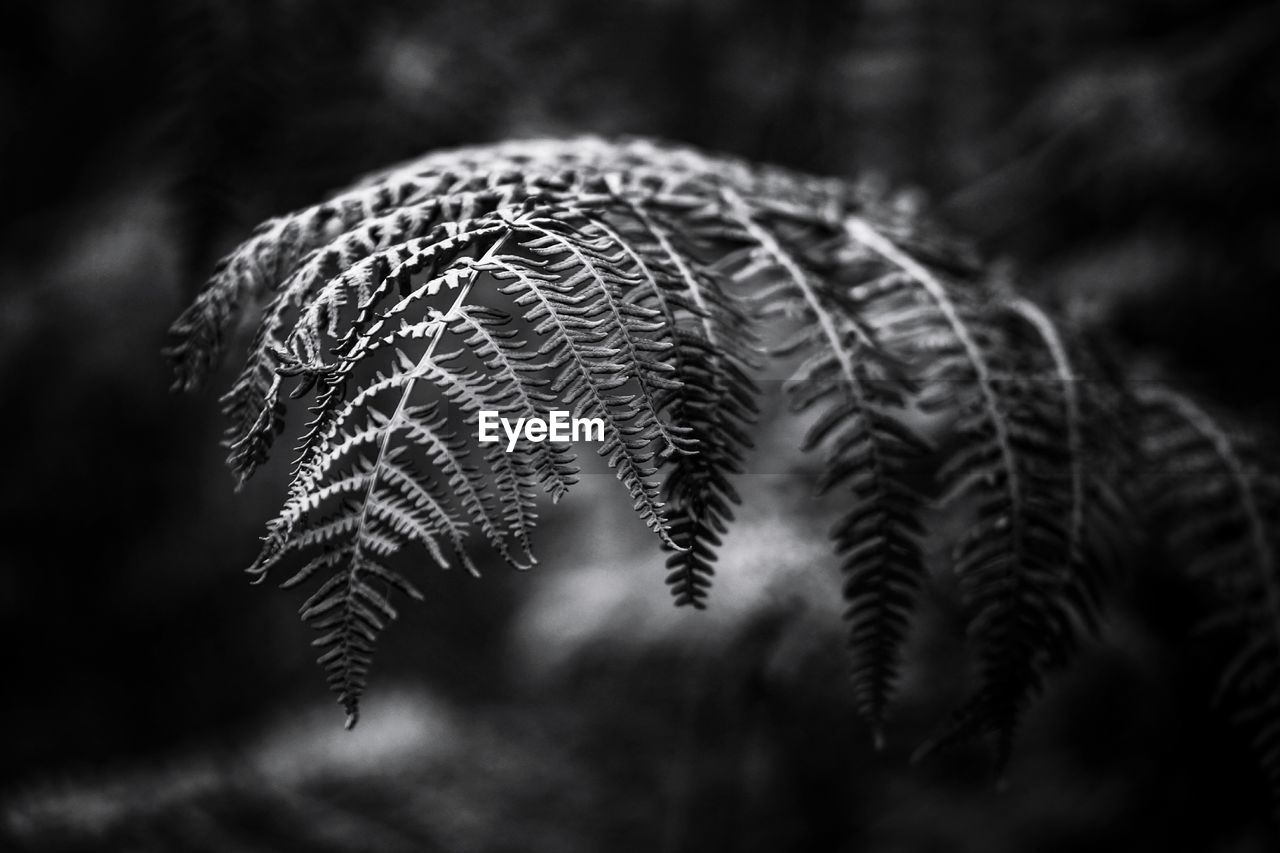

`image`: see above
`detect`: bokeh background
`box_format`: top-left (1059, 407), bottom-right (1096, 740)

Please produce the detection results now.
top-left (3, 0), bottom-right (1280, 849)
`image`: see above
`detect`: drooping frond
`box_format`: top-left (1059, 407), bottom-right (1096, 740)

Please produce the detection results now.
top-left (1139, 385), bottom-right (1280, 811)
top-left (738, 199), bottom-right (929, 744)
top-left (913, 295), bottom-right (1127, 765)
top-left (834, 221), bottom-right (1121, 764)
top-left (592, 197), bottom-right (761, 608)
top-left (168, 138), bottom-right (873, 721)
top-left (168, 137), bottom-right (1134, 763)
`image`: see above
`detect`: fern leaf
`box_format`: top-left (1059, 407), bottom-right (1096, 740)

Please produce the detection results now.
top-left (1140, 386), bottom-right (1280, 810)
top-left (591, 194), bottom-right (761, 607)
top-left (841, 221), bottom-right (1116, 765)
top-left (728, 195), bottom-right (929, 743)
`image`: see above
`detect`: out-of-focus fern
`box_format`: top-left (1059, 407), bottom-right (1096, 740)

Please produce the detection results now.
top-left (168, 137), bottom-right (1276, 810)
top-left (1140, 386), bottom-right (1280, 809)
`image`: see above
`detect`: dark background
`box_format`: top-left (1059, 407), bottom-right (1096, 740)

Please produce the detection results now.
top-left (2, 0), bottom-right (1280, 849)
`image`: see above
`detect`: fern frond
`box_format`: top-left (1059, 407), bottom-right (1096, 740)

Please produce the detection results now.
top-left (725, 196), bottom-right (928, 742)
top-left (1139, 385), bottom-right (1280, 809)
top-left (841, 220), bottom-right (1036, 762)
top-left (169, 136), bottom-right (1129, 744)
top-left (930, 297), bottom-right (1125, 765)
top-left (837, 222), bottom-right (1120, 764)
top-left (593, 193), bottom-right (762, 607)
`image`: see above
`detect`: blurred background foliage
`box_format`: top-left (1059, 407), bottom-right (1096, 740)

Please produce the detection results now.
top-left (2, 0), bottom-right (1279, 849)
